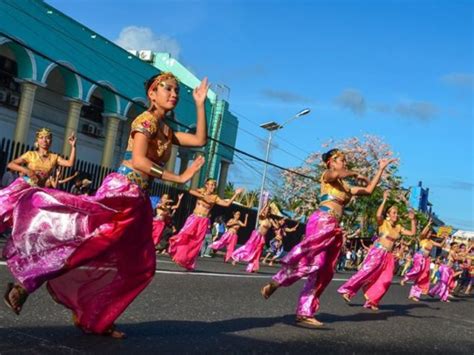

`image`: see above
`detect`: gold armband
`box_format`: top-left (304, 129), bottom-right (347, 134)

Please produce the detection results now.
top-left (150, 163), bottom-right (164, 179)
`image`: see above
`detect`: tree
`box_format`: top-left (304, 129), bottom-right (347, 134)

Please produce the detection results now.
top-left (280, 134), bottom-right (402, 236)
top-left (224, 182), bottom-right (235, 199)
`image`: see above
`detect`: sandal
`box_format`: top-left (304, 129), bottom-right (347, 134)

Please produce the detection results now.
top-left (72, 314), bottom-right (126, 339)
top-left (365, 304), bottom-right (379, 311)
top-left (104, 325), bottom-right (126, 339)
top-left (261, 282), bottom-right (278, 300)
top-left (295, 315), bottom-right (324, 328)
top-left (4, 282), bottom-right (28, 315)
top-left (342, 293), bottom-right (351, 303)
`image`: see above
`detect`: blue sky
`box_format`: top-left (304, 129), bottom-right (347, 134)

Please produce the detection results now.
top-left (47, 0), bottom-right (473, 230)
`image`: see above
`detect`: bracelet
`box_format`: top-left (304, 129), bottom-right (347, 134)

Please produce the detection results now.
top-left (149, 163), bottom-right (164, 179)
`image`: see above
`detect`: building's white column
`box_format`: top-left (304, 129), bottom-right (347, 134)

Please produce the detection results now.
top-left (62, 99), bottom-right (83, 156)
top-left (101, 116), bottom-right (120, 168)
top-left (13, 81), bottom-right (38, 143)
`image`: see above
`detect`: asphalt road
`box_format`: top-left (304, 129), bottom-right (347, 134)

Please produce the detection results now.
top-left (0, 250), bottom-right (472, 354)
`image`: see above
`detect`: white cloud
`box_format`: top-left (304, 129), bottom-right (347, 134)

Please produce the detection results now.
top-left (261, 89), bottom-right (313, 103)
top-left (115, 26), bottom-right (180, 59)
top-left (335, 89), bottom-right (366, 115)
top-left (441, 72), bottom-right (474, 89)
top-left (395, 101), bottom-right (438, 121)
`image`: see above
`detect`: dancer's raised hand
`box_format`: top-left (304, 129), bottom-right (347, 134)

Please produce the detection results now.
top-left (356, 174), bottom-right (369, 186)
top-left (378, 158), bottom-right (397, 170)
top-left (193, 77), bottom-right (210, 106)
top-left (180, 155), bottom-right (205, 183)
top-left (68, 132), bottom-right (76, 147)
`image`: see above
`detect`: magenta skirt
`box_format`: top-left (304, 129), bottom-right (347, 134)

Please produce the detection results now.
top-left (168, 214), bottom-right (209, 270)
top-left (152, 218), bottom-right (166, 245)
top-left (210, 230), bottom-right (238, 262)
top-left (429, 264), bottom-right (454, 301)
top-left (271, 210), bottom-right (343, 316)
top-left (338, 244), bottom-right (395, 307)
top-left (2, 173), bottom-right (156, 334)
top-left (232, 230), bottom-right (266, 272)
top-left (0, 178), bottom-right (32, 232)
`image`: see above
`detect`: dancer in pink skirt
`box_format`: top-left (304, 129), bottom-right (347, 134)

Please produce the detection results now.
top-left (152, 193), bottom-right (183, 245)
top-left (401, 219), bottom-right (446, 301)
top-left (261, 149), bottom-right (396, 327)
top-left (0, 128), bottom-right (76, 231)
top-left (168, 179), bottom-right (243, 270)
top-left (429, 243), bottom-right (461, 302)
top-left (2, 72), bottom-right (208, 338)
top-left (338, 190), bottom-right (417, 310)
top-left (232, 202), bottom-right (275, 273)
top-left (210, 211), bottom-right (248, 262)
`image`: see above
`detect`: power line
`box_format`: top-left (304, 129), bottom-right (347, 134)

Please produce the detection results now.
top-left (0, 30), bottom-right (315, 180)
top-left (4, 2), bottom-right (313, 165)
top-left (2, 2), bottom-right (313, 166)
top-left (231, 109), bottom-right (313, 156)
top-left (233, 152), bottom-right (282, 192)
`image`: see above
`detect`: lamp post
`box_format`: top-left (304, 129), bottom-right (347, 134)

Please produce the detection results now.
top-left (255, 108), bottom-right (311, 228)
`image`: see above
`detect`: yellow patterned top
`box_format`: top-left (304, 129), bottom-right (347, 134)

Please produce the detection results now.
top-left (419, 239), bottom-right (433, 251)
top-left (378, 220), bottom-right (402, 242)
top-left (320, 172), bottom-right (352, 205)
top-left (19, 150), bottom-right (59, 187)
top-left (125, 111), bottom-right (173, 165)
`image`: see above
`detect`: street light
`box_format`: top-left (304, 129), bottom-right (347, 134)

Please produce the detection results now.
top-left (255, 108), bottom-right (311, 228)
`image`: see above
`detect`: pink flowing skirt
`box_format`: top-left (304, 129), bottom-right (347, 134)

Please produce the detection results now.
top-left (152, 218), bottom-right (166, 245)
top-left (403, 252), bottom-right (431, 299)
top-left (0, 178), bottom-right (32, 232)
top-left (429, 264), bottom-right (454, 301)
top-left (338, 244), bottom-right (395, 307)
top-left (272, 210), bottom-right (343, 316)
top-left (210, 230), bottom-right (238, 262)
top-left (2, 173), bottom-right (156, 334)
top-left (232, 230), bottom-right (265, 272)
top-left (168, 214), bottom-right (209, 270)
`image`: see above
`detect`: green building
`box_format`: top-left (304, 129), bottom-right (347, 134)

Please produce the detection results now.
top-left (0, 0), bottom-right (238, 193)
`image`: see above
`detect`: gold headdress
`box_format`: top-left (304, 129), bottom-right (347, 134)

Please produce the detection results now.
top-left (35, 127), bottom-right (52, 139)
top-left (331, 151), bottom-right (345, 161)
top-left (147, 72), bottom-right (179, 94)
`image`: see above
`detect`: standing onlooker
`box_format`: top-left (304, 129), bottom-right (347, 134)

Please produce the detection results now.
top-left (80, 179), bottom-right (92, 195)
top-left (200, 219), bottom-right (214, 258)
top-left (345, 249), bottom-right (352, 270)
top-left (337, 245), bottom-right (347, 272)
top-left (356, 248), bottom-right (363, 267)
top-left (70, 176), bottom-right (82, 195)
top-left (212, 216), bottom-right (226, 242)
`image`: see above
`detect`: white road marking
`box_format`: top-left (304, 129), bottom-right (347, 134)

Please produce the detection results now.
top-left (0, 260), bottom-right (351, 281)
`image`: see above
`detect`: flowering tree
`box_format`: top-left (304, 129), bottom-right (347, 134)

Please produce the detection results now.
top-left (280, 134), bottom-right (403, 235)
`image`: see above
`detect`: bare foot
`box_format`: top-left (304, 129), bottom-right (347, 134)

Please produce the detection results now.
top-left (261, 282), bottom-right (278, 299)
top-left (4, 283), bottom-right (28, 315)
top-left (400, 279), bottom-right (406, 286)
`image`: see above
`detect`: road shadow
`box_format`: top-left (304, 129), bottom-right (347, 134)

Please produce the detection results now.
top-left (319, 302), bottom-right (437, 323)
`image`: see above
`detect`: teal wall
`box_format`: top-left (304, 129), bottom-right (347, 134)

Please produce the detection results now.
top-left (0, 0), bottom-right (237, 185)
